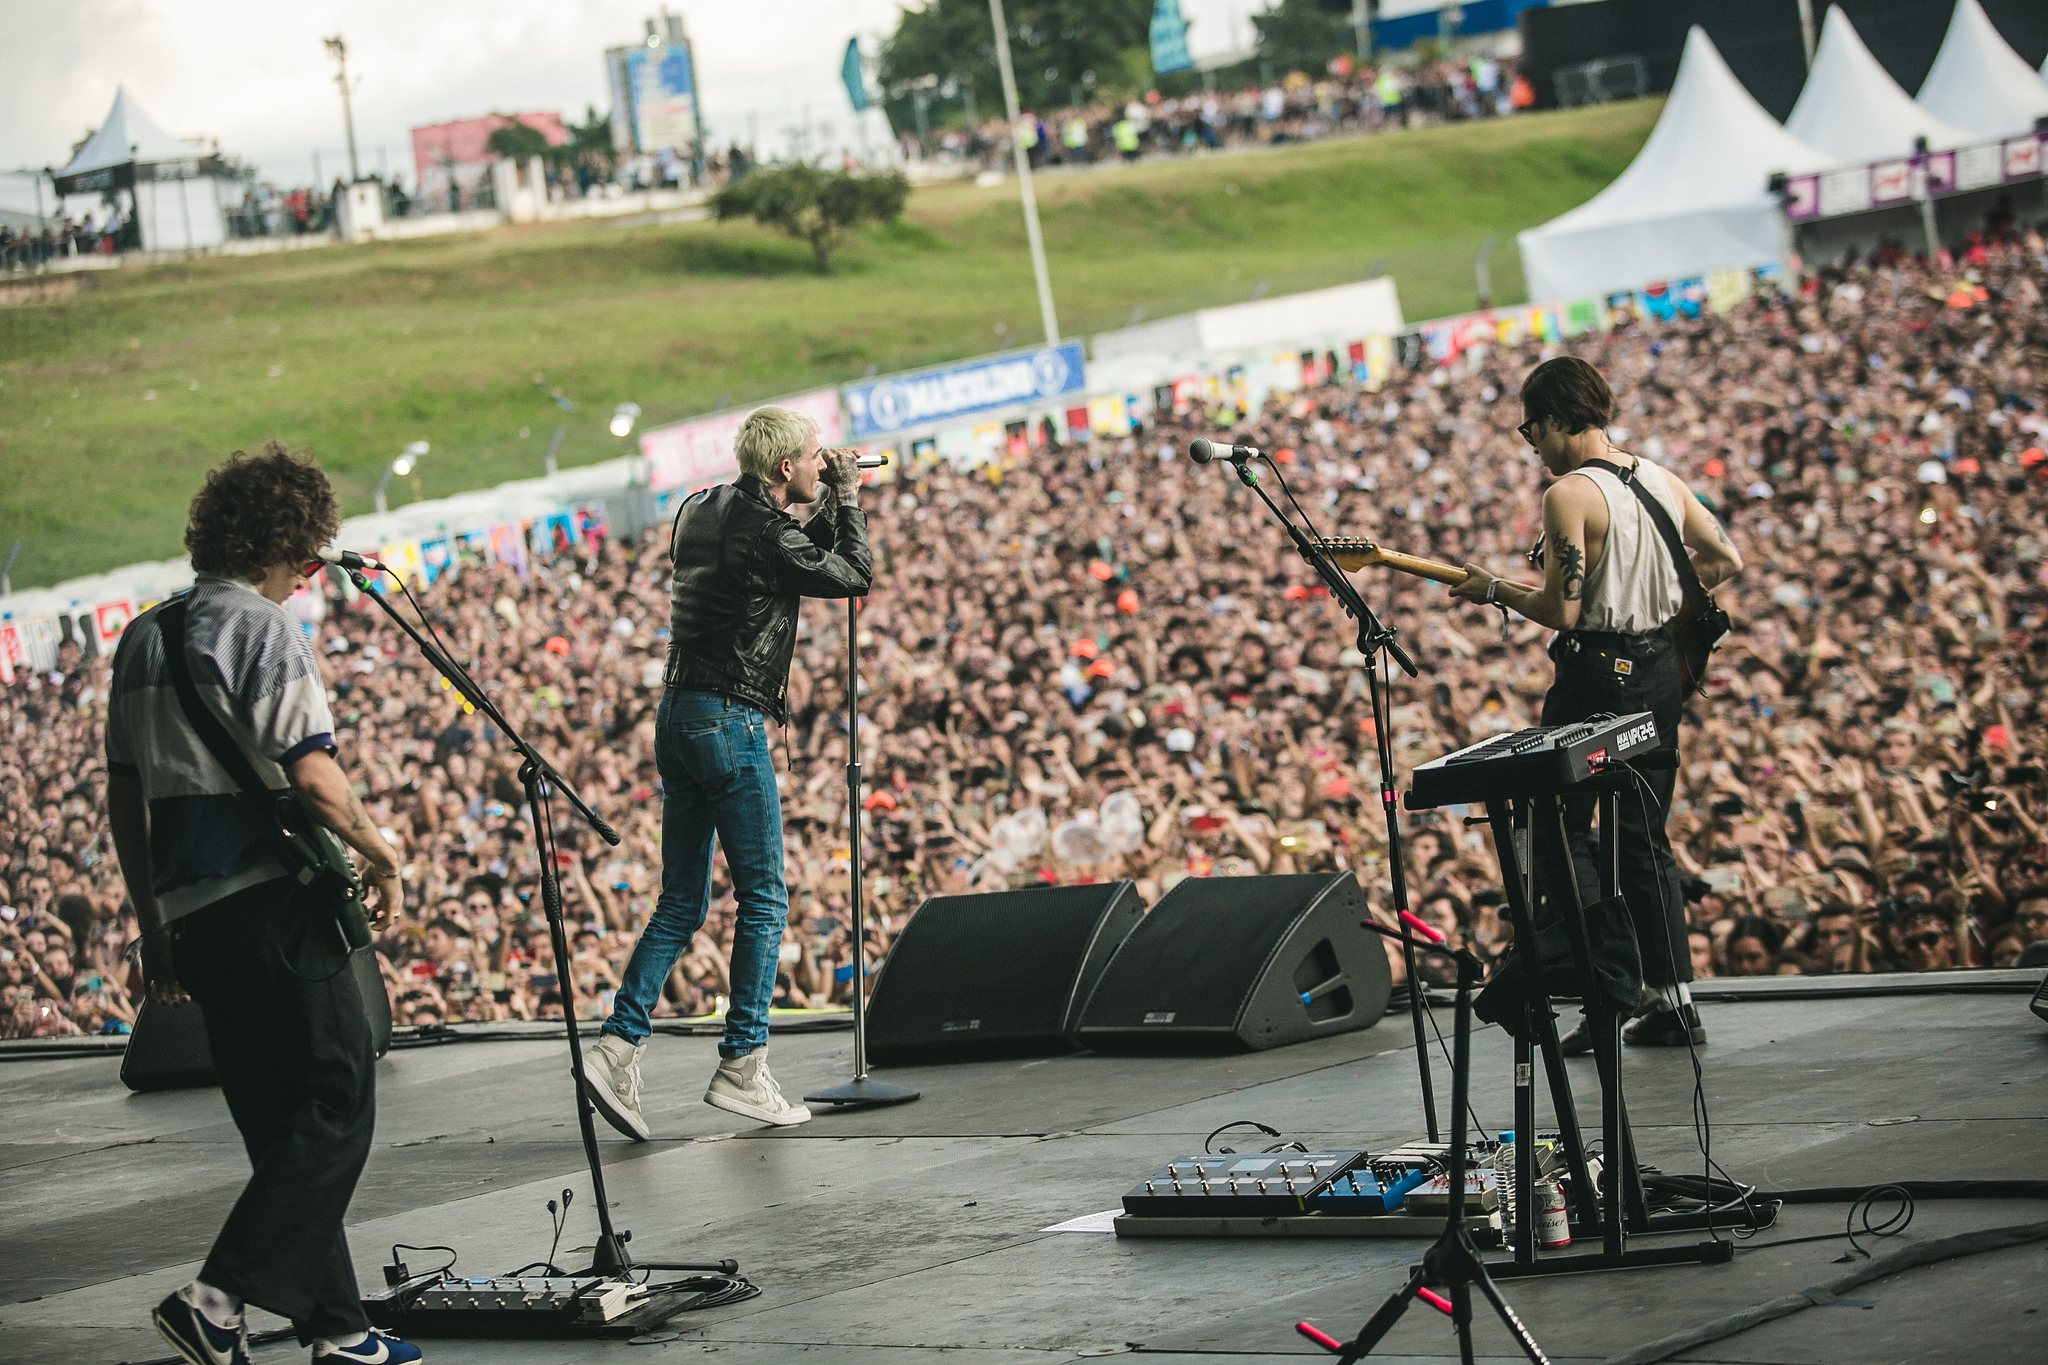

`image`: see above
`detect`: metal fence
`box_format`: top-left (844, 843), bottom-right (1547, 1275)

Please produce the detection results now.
top-left (1553, 55), bottom-right (1650, 109)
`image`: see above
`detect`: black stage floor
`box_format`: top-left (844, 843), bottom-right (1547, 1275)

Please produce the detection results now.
top-left (5, 977), bottom-right (2045, 1365)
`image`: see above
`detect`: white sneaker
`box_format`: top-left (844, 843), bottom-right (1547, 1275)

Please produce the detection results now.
top-left (704, 1047), bottom-right (810, 1127)
top-left (580, 1033), bottom-right (650, 1141)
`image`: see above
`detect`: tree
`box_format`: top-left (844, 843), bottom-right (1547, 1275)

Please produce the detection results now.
top-left (567, 105), bottom-right (617, 177)
top-left (710, 165), bottom-right (911, 274)
top-left (878, 0), bottom-right (1152, 129)
top-left (1251, 0), bottom-right (1352, 75)
top-left (486, 116), bottom-right (552, 164)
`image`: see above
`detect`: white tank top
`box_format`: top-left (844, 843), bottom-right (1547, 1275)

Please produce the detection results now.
top-left (1571, 458), bottom-right (1685, 635)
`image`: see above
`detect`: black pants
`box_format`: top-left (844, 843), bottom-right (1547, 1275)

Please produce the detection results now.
top-left (1538, 628), bottom-right (1691, 989)
top-left (171, 879), bottom-right (375, 1343)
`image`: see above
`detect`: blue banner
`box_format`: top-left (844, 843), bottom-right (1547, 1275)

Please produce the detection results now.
top-left (841, 38), bottom-right (870, 113)
top-left (1149, 0), bottom-right (1193, 76)
top-left (844, 343), bottom-right (1086, 439)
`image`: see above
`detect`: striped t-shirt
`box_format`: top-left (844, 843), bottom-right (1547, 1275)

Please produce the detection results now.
top-left (105, 574), bottom-right (337, 920)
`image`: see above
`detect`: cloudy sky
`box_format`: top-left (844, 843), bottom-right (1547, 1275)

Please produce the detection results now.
top-left (2, 0), bottom-right (1265, 198)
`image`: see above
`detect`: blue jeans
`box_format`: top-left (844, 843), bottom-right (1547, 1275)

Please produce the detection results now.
top-left (604, 690), bottom-right (787, 1058)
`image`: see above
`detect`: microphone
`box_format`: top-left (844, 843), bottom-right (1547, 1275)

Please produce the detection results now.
top-left (316, 547), bottom-right (382, 570)
top-left (1188, 438), bottom-right (1260, 464)
top-left (856, 454), bottom-right (889, 469)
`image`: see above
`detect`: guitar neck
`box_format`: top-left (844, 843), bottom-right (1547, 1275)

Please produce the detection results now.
top-left (1372, 547), bottom-right (1471, 587)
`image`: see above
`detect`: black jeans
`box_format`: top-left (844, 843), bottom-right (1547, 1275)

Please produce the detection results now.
top-left (1538, 628), bottom-right (1691, 989)
top-left (171, 879), bottom-right (375, 1343)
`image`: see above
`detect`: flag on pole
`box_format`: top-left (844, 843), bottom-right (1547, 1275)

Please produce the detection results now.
top-left (842, 38), bottom-right (870, 112)
top-left (1149, 0), bottom-right (1193, 76)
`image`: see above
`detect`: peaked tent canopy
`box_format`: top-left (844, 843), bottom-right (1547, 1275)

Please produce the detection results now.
top-left (1518, 27), bottom-right (1835, 305)
top-left (55, 87), bottom-right (203, 181)
top-left (1917, 0), bottom-right (2048, 138)
top-left (1786, 5), bottom-right (1976, 165)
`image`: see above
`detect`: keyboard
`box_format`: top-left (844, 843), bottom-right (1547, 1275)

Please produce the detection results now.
top-left (1406, 713), bottom-right (1662, 809)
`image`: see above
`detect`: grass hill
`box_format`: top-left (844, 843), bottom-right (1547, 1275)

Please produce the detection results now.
top-left (0, 100), bottom-right (1660, 588)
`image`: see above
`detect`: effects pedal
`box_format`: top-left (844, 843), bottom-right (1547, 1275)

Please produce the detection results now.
top-left (1122, 1151), bottom-right (1426, 1217)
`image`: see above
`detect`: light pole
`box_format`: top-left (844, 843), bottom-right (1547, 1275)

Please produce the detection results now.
top-left (534, 374), bottom-right (579, 476)
top-left (987, 0), bottom-right (1060, 346)
top-left (1474, 234), bottom-right (1498, 311)
top-left (374, 441), bottom-right (428, 514)
top-left (323, 35), bottom-right (360, 182)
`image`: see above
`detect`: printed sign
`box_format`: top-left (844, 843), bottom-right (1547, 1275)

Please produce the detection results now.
top-left (843, 343), bottom-right (1085, 439)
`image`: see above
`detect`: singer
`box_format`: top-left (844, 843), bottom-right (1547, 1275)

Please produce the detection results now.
top-left (1449, 358), bottom-right (1741, 1047)
top-left (581, 406), bottom-right (870, 1135)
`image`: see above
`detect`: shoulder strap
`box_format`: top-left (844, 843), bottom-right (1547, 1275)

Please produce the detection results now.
top-left (156, 596), bottom-right (278, 805)
top-left (1579, 458), bottom-right (1712, 604)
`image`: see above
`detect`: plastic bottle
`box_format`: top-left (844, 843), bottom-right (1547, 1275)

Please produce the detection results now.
top-left (1491, 1130), bottom-right (1517, 1227)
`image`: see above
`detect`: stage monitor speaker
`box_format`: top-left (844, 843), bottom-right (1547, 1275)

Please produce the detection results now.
top-left (120, 946), bottom-right (392, 1092)
top-left (1074, 871), bottom-right (1390, 1053)
top-left (865, 881), bottom-right (1146, 1063)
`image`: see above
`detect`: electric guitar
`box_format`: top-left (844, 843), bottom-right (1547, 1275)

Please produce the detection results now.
top-left (1311, 535), bottom-right (1712, 692)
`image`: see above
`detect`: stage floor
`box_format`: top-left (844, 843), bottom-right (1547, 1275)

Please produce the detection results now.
top-left (6, 982), bottom-right (2045, 1365)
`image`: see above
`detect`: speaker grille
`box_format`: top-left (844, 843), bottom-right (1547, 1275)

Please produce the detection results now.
top-left (867, 882), bottom-right (1141, 1054)
top-left (1080, 874), bottom-right (1343, 1032)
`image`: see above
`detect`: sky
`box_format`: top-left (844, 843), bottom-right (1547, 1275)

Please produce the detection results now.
top-left (0, 0), bottom-right (1267, 203)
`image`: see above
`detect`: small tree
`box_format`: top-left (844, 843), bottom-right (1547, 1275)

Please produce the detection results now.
top-left (710, 164), bottom-right (911, 274)
top-left (486, 116), bottom-right (552, 164)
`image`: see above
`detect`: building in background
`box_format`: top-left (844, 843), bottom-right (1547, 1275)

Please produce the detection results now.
top-left (51, 87), bottom-right (239, 251)
top-left (605, 8), bottom-right (708, 183)
top-left (410, 111), bottom-right (568, 212)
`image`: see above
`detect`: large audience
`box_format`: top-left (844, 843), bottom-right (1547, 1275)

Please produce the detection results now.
top-left (914, 57), bottom-right (1530, 173)
top-left (6, 224), bottom-right (2048, 1040)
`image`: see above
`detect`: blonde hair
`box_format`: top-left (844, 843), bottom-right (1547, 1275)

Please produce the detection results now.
top-left (733, 405), bottom-right (819, 481)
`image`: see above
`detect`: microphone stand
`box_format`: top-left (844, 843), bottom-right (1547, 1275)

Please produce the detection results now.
top-left (342, 565), bottom-right (738, 1283)
top-left (805, 592), bottom-right (920, 1110)
top-left (1217, 454), bottom-right (1440, 1142)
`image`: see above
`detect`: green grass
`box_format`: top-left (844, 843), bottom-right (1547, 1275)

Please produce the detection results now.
top-left (0, 100), bottom-right (1659, 588)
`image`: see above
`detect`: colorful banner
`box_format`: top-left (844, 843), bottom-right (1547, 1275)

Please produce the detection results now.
top-left (641, 387), bottom-right (844, 493)
top-left (1705, 268), bottom-right (1747, 316)
top-left (93, 600), bottom-right (134, 648)
top-left (843, 343), bottom-right (1085, 439)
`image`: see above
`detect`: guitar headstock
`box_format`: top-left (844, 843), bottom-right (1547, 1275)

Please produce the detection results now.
top-left (1314, 536), bottom-right (1387, 572)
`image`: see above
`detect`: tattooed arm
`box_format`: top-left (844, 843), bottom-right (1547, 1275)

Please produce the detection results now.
top-left (1452, 476), bottom-right (1596, 631)
top-left (288, 750), bottom-right (406, 925)
top-left (1664, 466), bottom-right (1743, 591)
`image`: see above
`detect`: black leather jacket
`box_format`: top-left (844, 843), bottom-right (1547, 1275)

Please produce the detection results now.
top-left (663, 473), bottom-right (871, 722)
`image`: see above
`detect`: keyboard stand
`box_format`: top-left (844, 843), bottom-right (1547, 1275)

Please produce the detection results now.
top-left (1479, 780), bottom-right (1728, 1277)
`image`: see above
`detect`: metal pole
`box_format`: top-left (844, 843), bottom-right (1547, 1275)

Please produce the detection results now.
top-left (846, 595), bottom-right (869, 1082)
top-left (1796, 0), bottom-right (1817, 70)
top-left (326, 36), bottom-right (361, 181)
top-left (1352, 0), bottom-right (1374, 63)
top-left (987, 0), bottom-right (1061, 345)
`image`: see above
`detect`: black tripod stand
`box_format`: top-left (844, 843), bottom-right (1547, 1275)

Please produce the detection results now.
top-left (345, 564), bottom-right (737, 1284)
top-left (1205, 443), bottom-right (1439, 1139)
top-left (1298, 923), bottom-right (1549, 1364)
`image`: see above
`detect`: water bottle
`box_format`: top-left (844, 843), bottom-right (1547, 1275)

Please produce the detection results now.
top-left (1491, 1131), bottom-right (1517, 1227)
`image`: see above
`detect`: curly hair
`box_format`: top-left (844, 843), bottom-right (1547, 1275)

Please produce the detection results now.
top-left (184, 441), bottom-right (340, 579)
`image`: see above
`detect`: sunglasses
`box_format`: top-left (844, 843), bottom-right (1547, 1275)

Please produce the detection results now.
top-left (1517, 418), bottom-right (1542, 445)
top-left (1900, 932), bottom-right (1945, 950)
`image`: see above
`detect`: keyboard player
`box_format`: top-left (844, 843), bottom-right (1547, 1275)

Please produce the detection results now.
top-left (1446, 358), bottom-right (1742, 1048)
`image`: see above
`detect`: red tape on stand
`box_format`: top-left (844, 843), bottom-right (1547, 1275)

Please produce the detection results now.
top-left (1399, 910), bottom-right (1445, 943)
top-left (1295, 1322), bottom-right (1343, 1352)
top-left (1417, 1286), bottom-right (1454, 1315)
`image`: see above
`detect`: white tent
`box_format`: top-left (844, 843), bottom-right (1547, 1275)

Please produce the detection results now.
top-left (1518, 28), bottom-right (1835, 305)
top-left (1786, 6), bottom-right (1975, 164)
top-left (52, 87), bottom-right (232, 252)
top-left (1916, 0), bottom-right (2048, 139)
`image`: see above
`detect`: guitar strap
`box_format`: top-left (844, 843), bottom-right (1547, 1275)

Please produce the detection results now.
top-left (1578, 457), bottom-right (1731, 690)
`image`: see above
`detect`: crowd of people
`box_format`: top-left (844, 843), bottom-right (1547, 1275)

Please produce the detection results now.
top-left (910, 56), bottom-right (1532, 173)
top-left (6, 219), bottom-right (2048, 1039)
top-left (0, 214), bottom-right (122, 270)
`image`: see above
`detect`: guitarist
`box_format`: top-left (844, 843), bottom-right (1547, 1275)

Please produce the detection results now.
top-left (1448, 357), bottom-right (1741, 1047)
